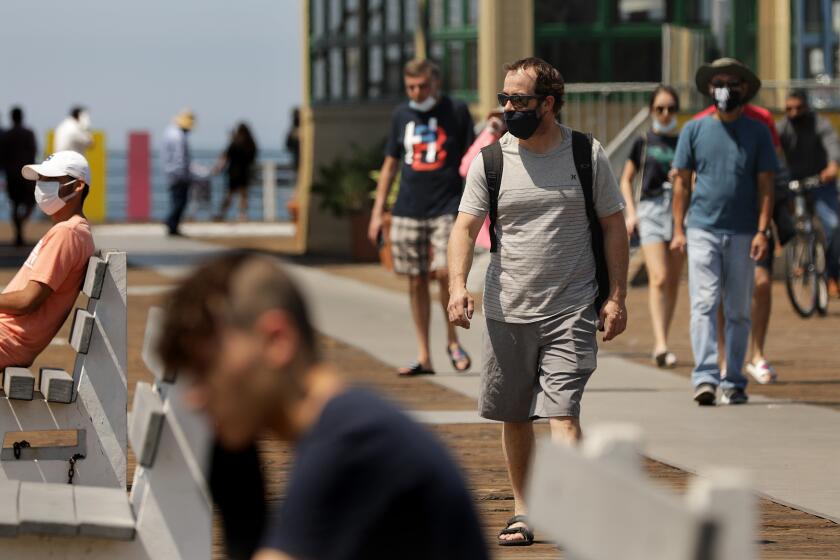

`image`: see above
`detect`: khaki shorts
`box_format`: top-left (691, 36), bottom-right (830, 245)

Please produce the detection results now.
top-left (480, 305), bottom-right (598, 422)
top-left (389, 214), bottom-right (455, 276)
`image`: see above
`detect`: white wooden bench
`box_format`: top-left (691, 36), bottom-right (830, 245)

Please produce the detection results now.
top-left (527, 424), bottom-right (755, 560)
top-left (0, 252), bottom-right (128, 487)
top-left (0, 307), bottom-right (212, 558)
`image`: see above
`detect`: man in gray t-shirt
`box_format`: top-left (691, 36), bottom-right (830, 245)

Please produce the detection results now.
top-left (447, 57), bottom-right (629, 547)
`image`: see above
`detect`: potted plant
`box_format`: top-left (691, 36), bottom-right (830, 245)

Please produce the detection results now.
top-left (311, 142), bottom-right (385, 261)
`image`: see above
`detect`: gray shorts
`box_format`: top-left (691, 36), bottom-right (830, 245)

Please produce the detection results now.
top-left (638, 193), bottom-right (673, 245)
top-left (479, 305), bottom-right (598, 422)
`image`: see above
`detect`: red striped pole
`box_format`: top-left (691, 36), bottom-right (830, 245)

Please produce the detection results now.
top-left (127, 132), bottom-right (150, 221)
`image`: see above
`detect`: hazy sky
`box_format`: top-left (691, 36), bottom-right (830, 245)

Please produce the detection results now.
top-left (0, 0), bottom-right (302, 151)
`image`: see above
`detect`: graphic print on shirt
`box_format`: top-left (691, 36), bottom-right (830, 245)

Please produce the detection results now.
top-left (403, 118), bottom-right (448, 171)
top-left (24, 239), bottom-right (44, 269)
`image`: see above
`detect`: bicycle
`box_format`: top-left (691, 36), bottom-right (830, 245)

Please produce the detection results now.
top-left (784, 174), bottom-right (830, 318)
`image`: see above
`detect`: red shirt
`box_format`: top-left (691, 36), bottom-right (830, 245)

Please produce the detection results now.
top-left (693, 104), bottom-right (781, 147)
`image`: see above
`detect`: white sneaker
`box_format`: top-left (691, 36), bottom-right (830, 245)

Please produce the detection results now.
top-left (745, 360), bottom-right (777, 384)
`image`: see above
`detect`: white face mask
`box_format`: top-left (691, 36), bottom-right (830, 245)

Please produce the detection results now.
top-left (35, 179), bottom-right (77, 215)
top-left (652, 116), bottom-right (677, 134)
top-left (409, 96), bottom-right (437, 112)
top-left (77, 111), bottom-right (91, 130)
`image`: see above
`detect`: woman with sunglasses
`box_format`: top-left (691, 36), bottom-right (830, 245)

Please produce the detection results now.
top-left (619, 85), bottom-right (682, 368)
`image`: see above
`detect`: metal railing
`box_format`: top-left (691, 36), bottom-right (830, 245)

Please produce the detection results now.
top-left (562, 82), bottom-right (659, 145)
top-left (560, 78), bottom-right (840, 147)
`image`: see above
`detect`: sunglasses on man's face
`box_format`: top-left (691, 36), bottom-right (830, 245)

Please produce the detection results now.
top-left (711, 79), bottom-right (743, 88)
top-left (654, 105), bottom-right (677, 114)
top-left (497, 93), bottom-right (545, 111)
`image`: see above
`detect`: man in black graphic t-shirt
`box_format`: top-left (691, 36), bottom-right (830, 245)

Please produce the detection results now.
top-left (368, 59), bottom-right (475, 377)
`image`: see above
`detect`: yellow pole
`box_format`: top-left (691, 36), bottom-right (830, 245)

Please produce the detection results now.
top-left (45, 130), bottom-right (107, 222)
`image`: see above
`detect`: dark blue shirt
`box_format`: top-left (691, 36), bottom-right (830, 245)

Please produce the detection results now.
top-left (262, 388), bottom-right (489, 560)
top-left (386, 96), bottom-right (475, 218)
top-left (673, 115), bottom-right (777, 234)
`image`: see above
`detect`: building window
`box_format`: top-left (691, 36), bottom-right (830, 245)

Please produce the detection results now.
top-left (610, 38), bottom-right (662, 81)
top-left (310, 0), bottom-right (416, 104)
top-left (536, 40), bottom-right (600, 83)
top-left (794, 0), bottom-right (838, 78)
top-left (535, 0), bottom-right (713, 83)
top-left (535, 0), bottom-right (598, 24)
top-left (429, 0), bottom-right (479, 102)
top-left (616, 0), bottom-right (666, 23)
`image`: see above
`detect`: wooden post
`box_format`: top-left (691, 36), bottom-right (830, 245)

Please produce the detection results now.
top-left (127, 132), bottom-right (151, 221)
top-left (262, 160), bottom-right (277, 222)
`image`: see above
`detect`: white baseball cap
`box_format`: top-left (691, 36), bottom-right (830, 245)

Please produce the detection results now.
top-left (22, 151), bottom-right (91, 184)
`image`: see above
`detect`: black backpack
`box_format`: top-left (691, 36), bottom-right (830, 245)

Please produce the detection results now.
top-left (480, 130), bottom-right (610, 312)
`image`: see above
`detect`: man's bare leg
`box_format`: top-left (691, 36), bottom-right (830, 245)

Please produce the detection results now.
top-left (500, 421), bottom-right (534, 543)
top-left (435, 271), bottom-right (470, 369)
top-left (403, 274), bottom-right (432, 370)
top-left (549, 416), bottom-right (582, 444)
top-left (750, 266), bottom-right (772, 364)
top-left (499, 416), bottom-right (580, 543)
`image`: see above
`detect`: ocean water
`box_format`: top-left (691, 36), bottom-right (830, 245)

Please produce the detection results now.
top-left (0, 148), bottom-right (295, 223)
top-left (106, 148), bottom-right (295, 222)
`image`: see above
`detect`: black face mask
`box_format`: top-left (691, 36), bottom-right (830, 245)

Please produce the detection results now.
top-left (504, 109), bottom-right (542, 140)
top-left (789, 112), bottom-right (808, 125)
top-left (713, 87), bottom-right (744, 113)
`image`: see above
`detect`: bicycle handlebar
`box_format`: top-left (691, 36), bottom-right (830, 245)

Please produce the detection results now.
top-left (789, 175), bottom-right (822, 192)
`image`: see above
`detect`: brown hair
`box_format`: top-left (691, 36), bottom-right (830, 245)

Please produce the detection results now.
top-left (648, 84), bottom-right (680, 113)
top-left (157, 252), bottom-right (318, 375)
top-left (503, 57), bottom-right (565, 116)
top-left (403, 58), bottom-right (441, 81)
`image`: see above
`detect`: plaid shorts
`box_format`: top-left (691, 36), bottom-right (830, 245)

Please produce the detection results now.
top-left (389, 214), bottom-right (455, 276)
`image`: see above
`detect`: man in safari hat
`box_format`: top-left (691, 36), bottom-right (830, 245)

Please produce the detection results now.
top-left (0, 151), bottom-right (95, 368)
top-left (163, 108), bottom-right (195, 236)
top-left (671, 58), bottom-right (778, 406)
top-left (693, 59), bottom-right (789, 387)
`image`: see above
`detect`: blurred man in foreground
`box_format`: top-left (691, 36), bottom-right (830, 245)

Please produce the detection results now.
top-left (157, 253), bottom-right (489, 560)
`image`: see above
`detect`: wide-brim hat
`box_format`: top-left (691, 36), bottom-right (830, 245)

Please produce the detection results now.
top-left (695, 57), bottom-right (761, 102)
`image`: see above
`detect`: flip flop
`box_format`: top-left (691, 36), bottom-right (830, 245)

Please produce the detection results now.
top-left (446, 344), bottom-right (471, 372)
top-left (498, 515), bottom-right (534, 547)
top-left (397, 361), bottom-right (435, 376)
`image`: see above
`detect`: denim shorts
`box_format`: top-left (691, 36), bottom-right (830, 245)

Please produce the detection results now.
top-left (638, 193), bottom-right (673, 245)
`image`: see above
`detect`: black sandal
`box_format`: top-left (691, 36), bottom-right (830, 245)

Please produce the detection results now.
top-left (497, 515), bottom-right (534, 547)
top-left (446, 344), bottom-right (472, 372)
top-left (397, 361), bottom-right (435, 376)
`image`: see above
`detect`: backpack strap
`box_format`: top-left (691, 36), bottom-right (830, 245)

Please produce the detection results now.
top-left (481, 141), bottom-right (503, 253)
top-left (571, 130), bottom-right (610, 311)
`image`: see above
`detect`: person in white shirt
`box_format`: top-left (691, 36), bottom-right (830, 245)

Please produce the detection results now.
top-left (54, 107), bottom-right (93, 154)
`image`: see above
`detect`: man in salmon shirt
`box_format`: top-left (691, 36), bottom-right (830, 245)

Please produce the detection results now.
top-left (0, 150), bottom-right (95, 368)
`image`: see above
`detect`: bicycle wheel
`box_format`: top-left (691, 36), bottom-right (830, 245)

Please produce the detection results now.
top-left (785, 235), bottom-right (818, 318)
top-left (815, 240), bottom-right (829, 316)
